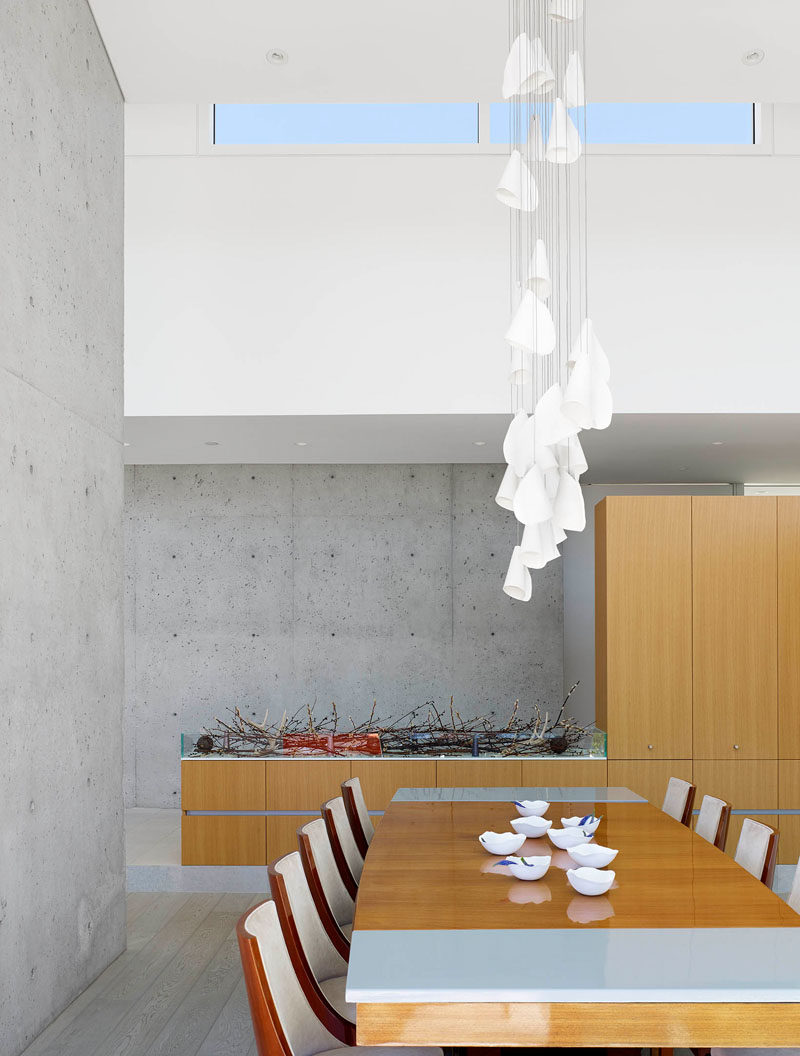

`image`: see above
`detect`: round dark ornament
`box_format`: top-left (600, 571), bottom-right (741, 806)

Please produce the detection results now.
top-left (196, 734), bottom-right (214, 754)
top-left (545, 729), bottom-right (568, 754)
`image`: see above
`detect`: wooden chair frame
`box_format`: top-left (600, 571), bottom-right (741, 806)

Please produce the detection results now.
top-left (711, 799), bottom-right (731, 851)
top-left (237, 900), bottom-right (295, 1056)
top-left (322, 797), bottom-right (361, 899)
top-left (342, 778), bottom-right (371, 858)
top-left (268, 857), bottom-right (354, 1045)
top-left (680, 782), bottom-right (697, 827)
top-left (297, 825), bottom-right (352, 961)
top-left (761, 827), bottom-right (779, 889)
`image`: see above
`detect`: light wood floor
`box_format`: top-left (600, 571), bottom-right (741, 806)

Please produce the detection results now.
top-left (22, 892), bottom-right (260, 1056)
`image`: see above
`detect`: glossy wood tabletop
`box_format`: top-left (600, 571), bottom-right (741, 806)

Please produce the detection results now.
top-left (354, 799), bottom-right (799, 932)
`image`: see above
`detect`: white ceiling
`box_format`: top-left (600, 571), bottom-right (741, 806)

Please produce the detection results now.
top-left (124, 414), bottom-right (800, 484)
top-left (89, 0), bottom-right (800, 104)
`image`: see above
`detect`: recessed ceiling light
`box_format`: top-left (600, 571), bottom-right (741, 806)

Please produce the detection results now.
top-left (204, 441), bottom-right (220, 446)
top-left (742, 48), bottom-right (765, 66)
top-left (678, 466), bottom-right (689, 471)
top-left (711, 441), bottom-right (725, 446)
top-left (295, 441), bottom-right (309, 447)
top-left (123, 442), bottom-right (131, 447)
top-left (266, 48), bottom-right (288, 65)
top-left (473, 441), bottom-right (487, 447)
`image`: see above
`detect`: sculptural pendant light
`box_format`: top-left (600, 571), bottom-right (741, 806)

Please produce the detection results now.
top-left (496, 0), bottom-right (612, 600)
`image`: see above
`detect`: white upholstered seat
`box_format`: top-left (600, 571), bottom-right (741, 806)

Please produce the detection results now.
top-left (734, 818), bottom-right (776, 885)
top-left (661, 776), bottom-right (695, 824)
top-left (300, 818), bottom-right (355, 932)
top-left (325, 796), bottom-right (365, 884)
top-left (272, 852), bottom-right (354, 1023)
top-left (342, 776), bottom-right (375, 847)
top-left (242, 901), bottom-right (442, 1056)
top-left (695, 794), bottom-right (729, 848)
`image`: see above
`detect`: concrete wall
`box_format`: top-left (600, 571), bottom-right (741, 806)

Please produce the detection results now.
top-left (0, 3), bottom-right (124, 1052)
top-left (124, 464), bottom-right (563, 806)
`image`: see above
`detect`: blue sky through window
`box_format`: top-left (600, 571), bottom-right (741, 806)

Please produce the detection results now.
top-left (214, 103), bottom-right (479, 145)
top-left (489, 102), bottom-right (755, 146)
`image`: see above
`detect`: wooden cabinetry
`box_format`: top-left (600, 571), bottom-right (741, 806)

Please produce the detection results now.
top-left (608, 760), bottom-right (692, 808)
top-left (351, 759), bottom-right (437, 811)
top-left (779, 498), bottom-right (800, 760)
top-left (182, 759), bottom-right (266, 809)
top-left (693, 760), bottom-right (778, 854)
top-left (595, 497), bottom-right (693, 760)
top-left (181, 759), bottom-right (267, 865)
top-left (265, 759), bottom-right (351, 810)
top-left (520, 758), bottom-right (607, 787)
top-left (436, 759), bottom-right (522, 787)
top-left (692, 498), bottom-right (777, 760)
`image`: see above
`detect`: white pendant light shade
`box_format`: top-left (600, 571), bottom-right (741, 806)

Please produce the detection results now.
top-left (534, 438), bottom-right (558, 472)
top-left (495, 464), bottom-right (520, 511)
top-left (564, 52), bottom-right (585, 109)
top-left (534, 383), bottom-right (581, 447)
top-left (562, 355), bottom-right (613, 430)
top-left (552, 522), bottom-right (568, 544)
top-left (552, 469), bottom-right (586, 532)
top-left (556, 433), bottom-right (588, 477)
top-left (503, 34), bottom-right (556, 99)
top-left (569, 318), bottom-right (610, 380)
top-left (502, 409), bottom-right (531, 479)
top-left (509, 346), bottom-right (532, 386)
top-left (545, 98), bottom-right (582, 165)
top-left (513, 464), bottom-right (553, 526)
top-left (520, 521), bottom-right (560, 569)
top-left (503, 546), bottom-right (532, 602)
top-left (525, 239), bottom-right (552, 300)
top-left (548, 0), bottom-right (584, 22)
top-left (496, 150), bottom-right (538, 211)
top-left (505, 291), bottom-right (556, 356)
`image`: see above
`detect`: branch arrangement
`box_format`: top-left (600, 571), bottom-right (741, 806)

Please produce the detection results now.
top-left (192, 683), bottom-right (597, 758)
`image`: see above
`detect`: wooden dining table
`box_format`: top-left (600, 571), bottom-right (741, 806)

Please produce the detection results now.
top-left (345, 786), bottom-right (800, 1050)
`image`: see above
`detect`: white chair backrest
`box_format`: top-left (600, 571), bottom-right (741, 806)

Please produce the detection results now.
top-left (662, 777), bottom-right (691, 822)
top-left (300, 818), bottom-right (355, 927)
top-left (344, 776), bottom-right (375, 844)
top-left (734, 818), bottom-right (773, 881)
top-left (695, 795), bottom-right (725, 845)
top-left (274, 852), bottom-right (348, 983)
top-left (244, 901), bottom-right (342, 1056)
top-left (328, 796), bottom-right (364, 882)
top-left (788, 856), bottom-right (800, 915)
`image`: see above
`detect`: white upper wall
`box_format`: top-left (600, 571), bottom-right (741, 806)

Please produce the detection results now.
top-left (124, 104), bottom-right (800, 417)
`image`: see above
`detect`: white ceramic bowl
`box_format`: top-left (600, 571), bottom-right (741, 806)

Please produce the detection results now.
top-left (566, 866), bottom-right (615, 896)
top-left (479, 831), bottom-right (527, 856)
top-left (567, 843), bottom-right (619, 869)
top-left (561, 814), bottom-right (602, 834)
top-left (547, 827), bottom-right (594, 850)
top-left (513, 799), bottom-right (549, 818)
top-left (497, 855), bottom-right (551, 881)
top-left (510, 816), bottom-right (552, 839)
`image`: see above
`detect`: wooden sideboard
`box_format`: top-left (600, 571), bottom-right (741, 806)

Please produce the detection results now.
top-left (596, 495), bottom-right (800, 864)
top-left (180, 756), bottom-right (608, 865)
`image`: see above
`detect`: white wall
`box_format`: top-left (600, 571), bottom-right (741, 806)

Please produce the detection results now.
top-left (124, 105), bottom-right (800, 418)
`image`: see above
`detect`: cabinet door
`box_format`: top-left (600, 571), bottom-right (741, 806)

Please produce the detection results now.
top-left (181, 815), bottom-right (266, 865)
top-left (779, 762), bottom-right (800, 867)
top-left (694, 760), bottom-right (778, 856)
top-left (350, 759), bottom-right (437, 811)
top-left (779, 498), bottom-right (800, 759)
top-left (181, 760), bottom-right (266, 810)
top-left (597, 497), bottom-right (693, 759)
top-left (519, 759), bottom-right (607, 788)
top-left (265, 760), bottom-right (352, 811)
top-left (608, 760), bottom-right (692, 808)
top-left (693, 498), bottom-right (777, 760)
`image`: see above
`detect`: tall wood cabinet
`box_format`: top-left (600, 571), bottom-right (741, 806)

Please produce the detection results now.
top-left (596, 495), bottom-right (799, 863)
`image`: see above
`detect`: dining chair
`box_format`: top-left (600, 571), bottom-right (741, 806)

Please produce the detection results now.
top-left (661, 777), bottom-right (696, 826)
top-left (322, 796), bottom-right (364, 897)
top-left (268, 852), bottom-right (355, 1041)
top-left (237, 899), bottom-right (443, 1056)
top-left (734, 818), bottom-right (779, 888)
top-left (341, 777), bottom-right (374, 858)
top-left (694, 794), bottom-right (731, 850)
top-left (298, 818), bottom-right (355, 958)
top-left (788, 855), bottom-right (800, 914)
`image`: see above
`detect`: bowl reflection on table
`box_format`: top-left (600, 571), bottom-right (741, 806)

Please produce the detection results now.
top-left (567, 894), bottom-right (615, 923)
top-left (513, 799), bottom-right (550, 817)
top-left (508, 881), bottom-right (552, 905)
